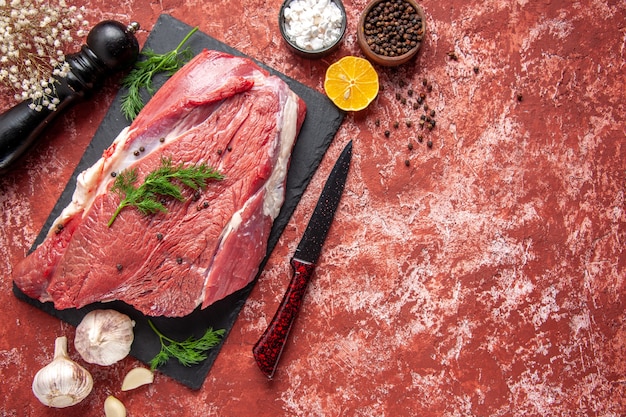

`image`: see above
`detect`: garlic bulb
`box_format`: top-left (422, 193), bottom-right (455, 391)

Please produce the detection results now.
top-left (104, 395), bottom-right (127, 417)
top-left (75, 309), bottom-right (135, 366)
top-left (32, 336), bottom-right (94, 408)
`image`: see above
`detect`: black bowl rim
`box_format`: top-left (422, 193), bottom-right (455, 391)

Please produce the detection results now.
top-left (279, 0), bottom-right (347, 57)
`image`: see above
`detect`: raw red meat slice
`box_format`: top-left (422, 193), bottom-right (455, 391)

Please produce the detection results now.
top-left (12, 49), bottom-right (306, 317)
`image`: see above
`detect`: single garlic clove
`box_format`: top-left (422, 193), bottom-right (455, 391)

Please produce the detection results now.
top-left (32, 336), bottom-right (94, 408)
top-left (104, 395), bottom-right (127, 417)
top-left (75, 309), bottom-right (135, 366)
top-left (121, 367), bottom-right (154, 391)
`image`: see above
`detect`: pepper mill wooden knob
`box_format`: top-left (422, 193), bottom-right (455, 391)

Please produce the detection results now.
top-left (0, 20), bottom-right (140, 172)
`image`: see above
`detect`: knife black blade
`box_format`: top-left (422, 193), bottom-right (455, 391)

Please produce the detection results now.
top-left (252, 140), bottom-right (352, 378)
top-left (293, 141), bottom-right (352, 264)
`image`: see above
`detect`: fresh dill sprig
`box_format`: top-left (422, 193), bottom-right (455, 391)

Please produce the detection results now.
top-left (107, 157), bottom-right (222, 227)
top-left (148, 320), bottom-right (225, 370)
top-left (120, 27), bottom-right (199, 120)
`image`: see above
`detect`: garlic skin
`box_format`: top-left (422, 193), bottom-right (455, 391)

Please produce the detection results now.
top-left (104, 395), bottom-right (127, 417)
top-left (75, 309), bottom-right (135, 366)
top-left (32, 336), bottom-right (94, 408)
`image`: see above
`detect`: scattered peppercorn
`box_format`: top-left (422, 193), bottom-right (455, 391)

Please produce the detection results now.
top-left (111, 172), bottom-right (117, 177)
top-left (372, 65), bottom-right (440, 153)
top-left (217, 149), bottom-right (223, 155)
top-left (227, 146), bottom-right (233, 152)
top-left (473, 66), bottom-right (479, 74)
top-left (156, 233), bottom-right (163, 240)
top-left (159, 137), bottom-right (165, 143)
top-left (139, 146), bottom-right (145, 152)
top-left (176, 257), bottom-right (183, 264)
top-left (404, 159), bottom-right (411, 166)
top-left (133, 150), bottom-right (140, 156)
top-left (447, 51), bottom-right (458, 60)
top-left (116, 264), bottom-right (123, 272)
top-left (517, 93), bottom-right (523, 101)
top-left (203, 201), bottom-right (209, 208)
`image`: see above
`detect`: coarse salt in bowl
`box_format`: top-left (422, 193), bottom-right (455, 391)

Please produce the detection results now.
top-left (279, 0), bottom-right (347, 58)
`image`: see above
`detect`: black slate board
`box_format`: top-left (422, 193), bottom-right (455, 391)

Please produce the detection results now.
top-left (13, 14), bottom-right (344, 390)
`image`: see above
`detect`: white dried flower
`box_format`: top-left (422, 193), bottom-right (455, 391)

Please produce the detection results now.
top-left (0, 0), bottom-right (90, 111)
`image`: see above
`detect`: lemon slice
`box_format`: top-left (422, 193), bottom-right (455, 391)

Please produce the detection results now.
top-left (324, 56), bottom-right (379, 111)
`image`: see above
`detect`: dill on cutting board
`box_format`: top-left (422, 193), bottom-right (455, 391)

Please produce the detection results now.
top-left (107, 157), bottom-right (222, 227)
top-left (148, 320), bottom-right (225, 370)
top-left (120, 27), bottom-right (199, 120)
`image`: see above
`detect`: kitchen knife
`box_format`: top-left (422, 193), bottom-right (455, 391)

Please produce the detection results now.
top-left (253, 140), bottom-right (352, 378)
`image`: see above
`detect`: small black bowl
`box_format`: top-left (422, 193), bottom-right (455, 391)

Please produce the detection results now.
top-left (279, 0), bottom-right (347, 59)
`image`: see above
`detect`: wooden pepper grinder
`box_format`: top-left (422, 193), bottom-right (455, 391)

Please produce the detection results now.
top-left (0, 20), bottom-right (140, 172)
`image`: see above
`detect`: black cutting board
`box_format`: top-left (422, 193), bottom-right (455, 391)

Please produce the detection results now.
top-left (13, 14), bottom-right (344, 390)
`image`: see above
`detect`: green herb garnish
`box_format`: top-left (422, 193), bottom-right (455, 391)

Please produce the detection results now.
top-left (148, 320), bottom-right (225, 370)
top-left (107, 157), bottom-right (222, 227)
top-left (120, 27), bottom-right (199, 120)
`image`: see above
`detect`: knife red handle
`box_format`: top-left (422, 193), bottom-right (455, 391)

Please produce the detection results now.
top-left (252, 259), bottom-right (316, 378)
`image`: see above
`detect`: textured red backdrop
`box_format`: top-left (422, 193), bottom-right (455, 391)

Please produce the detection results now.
top-left (1, 0), bottom-right (624, 416)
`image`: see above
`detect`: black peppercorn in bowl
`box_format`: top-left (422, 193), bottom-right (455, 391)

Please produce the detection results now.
top-left (357, 0), bottom-right (426, 66)
top-left (279, 0), bottom-right (347, 59)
